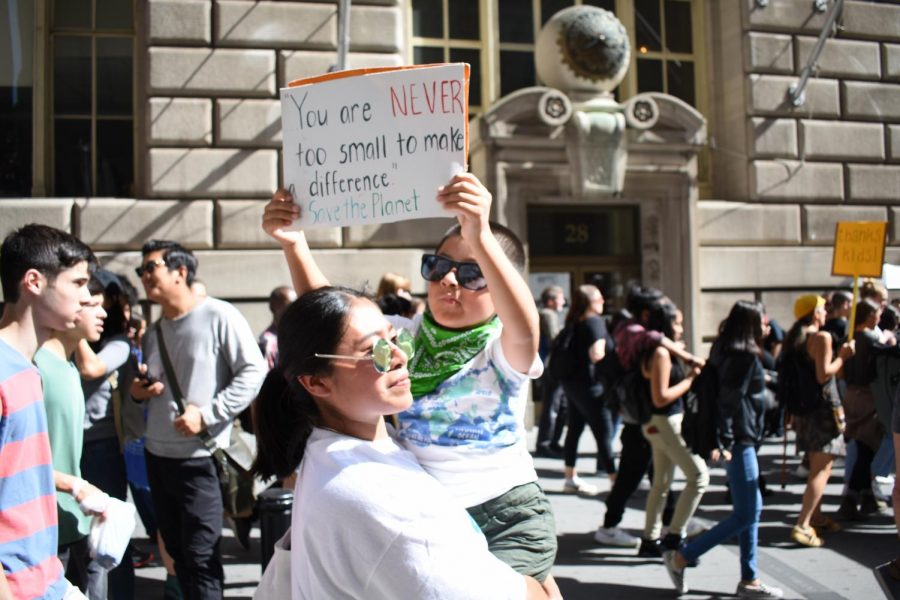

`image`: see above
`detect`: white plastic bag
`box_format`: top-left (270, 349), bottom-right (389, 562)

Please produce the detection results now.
top-left (87, 497), bottom-right (136, 570)
top-left (254, 527), bottom-right (291, 599)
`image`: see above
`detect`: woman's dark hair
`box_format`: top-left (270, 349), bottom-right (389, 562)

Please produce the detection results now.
top-left (645, 299), bottom-right (677, 340)
top-left (854, 298), bottom-right (881, 329)
top-left (253, 286), bottom-right (368, 480)
top-left (564, 284), bottom-right (600, 325)
top-left (717, 300), bottom-right (765, 355)
top-left (626, 286), bottom-right (663, 324)
top-left (437, 221), bottom-right (526, 274)
top-left (639, 299), bottom-right (678, 368)
top-left (879, 304), bottom-right (900, 333)
top-left (784, 312), bottom-right (817, 355)
top-left (377, 293), bottom-right (412, 317)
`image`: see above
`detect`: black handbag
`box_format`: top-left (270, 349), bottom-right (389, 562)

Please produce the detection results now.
top-left (156, 324), bottom-right (257, 518)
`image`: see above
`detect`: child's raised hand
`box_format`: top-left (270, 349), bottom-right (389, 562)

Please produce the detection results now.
top-left (437, 173), bottom-right (492, 242)
top-left (263, 188), bottom-right (303, 247)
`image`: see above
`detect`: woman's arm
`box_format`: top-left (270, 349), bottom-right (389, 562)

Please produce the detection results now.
top-left (647, 346), bottom-right (699, 408)
top-left (440, 173), bottom-right (539, 373)
top-left (74, 339), bottom-right (107, 379)
top-left (262, 188), bottom-right (330, 294)
top-left (809, 331), bottom-right (854, 385)
top-left (588, 338), bottom-right (606, 363)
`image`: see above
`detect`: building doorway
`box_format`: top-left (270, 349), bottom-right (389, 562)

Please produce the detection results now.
top-left (526, 205), bottom-right (641, 314)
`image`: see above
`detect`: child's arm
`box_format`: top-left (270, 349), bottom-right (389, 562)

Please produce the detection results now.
top-left (438, 173), bottom-right (539, 373)
top-left (660, 336), bottom-right (705, 367)
top-left (262, 188), bottom-right (330, 294)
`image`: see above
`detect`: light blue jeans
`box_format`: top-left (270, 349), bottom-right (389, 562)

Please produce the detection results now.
top-left (681, 443), bottom-right (762, 582)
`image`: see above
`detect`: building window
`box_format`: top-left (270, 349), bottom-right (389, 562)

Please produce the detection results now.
top-left (408, 0), bottom-right (703, 113)
top-left (1, 0), bottom-right (35, 197)
top-left (51, 0), bottom-right (135, 197)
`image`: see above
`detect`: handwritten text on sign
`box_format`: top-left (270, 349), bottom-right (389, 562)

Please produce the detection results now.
top-left (831, 221), bottom-right (887, 278)
top-left (280, 64), bottom-right (469, 228)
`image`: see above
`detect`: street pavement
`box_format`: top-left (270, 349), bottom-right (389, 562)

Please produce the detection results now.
top-left (131, 431), bottom-right (897, 599)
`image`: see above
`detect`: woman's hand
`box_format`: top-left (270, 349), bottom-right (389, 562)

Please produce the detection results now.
top-left (263, 188), bottom-right (303, 247)
top-left (437, 173), bottom-right (492, 243)
top-left (838, 340), bottom-right (855, 361)
top-left (710, 448), bottom-right (732, 463)
top-left (687, 362), bottom-right (702, 379)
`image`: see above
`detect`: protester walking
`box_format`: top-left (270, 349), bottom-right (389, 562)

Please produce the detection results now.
top-left (639, 300), bottom-right (708, 556)
top-left (784, 295), bottom-right (854, 548)
top-left (662, 300), bottom-right (783, 598)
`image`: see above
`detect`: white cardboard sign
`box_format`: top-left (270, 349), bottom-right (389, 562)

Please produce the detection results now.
top-left (280, 64), bottom-right (470, 229)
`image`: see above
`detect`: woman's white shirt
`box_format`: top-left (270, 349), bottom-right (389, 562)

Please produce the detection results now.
top-left (290, 427), bottom-right (526, 600)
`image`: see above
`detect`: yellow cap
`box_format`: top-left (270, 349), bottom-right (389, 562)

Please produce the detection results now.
top-left (794, 294), bottom-right (826, 320)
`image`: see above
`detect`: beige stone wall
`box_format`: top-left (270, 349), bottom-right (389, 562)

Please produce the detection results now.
top-left (701, 0), bottom-right (900, 341)
top-left (0, 1), bottom-right (419, 327)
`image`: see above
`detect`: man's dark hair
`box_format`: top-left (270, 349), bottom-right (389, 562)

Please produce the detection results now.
top-left (1, 224), bottom-right (96, 303)
top-left (831, 290), bottom-right (852, 309)
top-left (141, 240), bottom-right (198, 286)
top-left (626, 286), bottom-right (663, 318)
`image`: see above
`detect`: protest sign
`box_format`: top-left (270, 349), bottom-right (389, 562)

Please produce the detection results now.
top-left (280, 63), bottom-right (470, 229)
top-left (831, 221), bottom-right (887, 329)
top-left (831, 221), bottom-right (887, 278)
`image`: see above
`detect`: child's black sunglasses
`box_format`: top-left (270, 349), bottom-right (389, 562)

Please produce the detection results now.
top-left (420, 254), bottom-right (487, 291)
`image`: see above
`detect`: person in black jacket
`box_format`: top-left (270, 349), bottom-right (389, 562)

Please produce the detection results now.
top-left (663, 301), bottom-right (783, 599)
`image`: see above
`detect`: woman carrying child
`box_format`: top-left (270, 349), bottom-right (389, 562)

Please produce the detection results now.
top-left (263, 172), bottom-right (561, 598)
top-left (253, 287), bottom-right (550, 598)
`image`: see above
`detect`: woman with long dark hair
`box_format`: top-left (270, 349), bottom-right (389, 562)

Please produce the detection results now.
top-left (782, 295), bottom-right (854, 548)
top-left (253, 287), bottom-right (550, 599)
top-left (639, 301), bottom-right (708, 556)
top-left (662, 300), bottom-right (783, 598)
top-left (558, 284), bottom-right (617, 494)
top-left (839, 298), bottom-right (887, 519)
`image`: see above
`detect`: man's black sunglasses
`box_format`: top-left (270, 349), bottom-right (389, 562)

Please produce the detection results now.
top-left (135, 258), bottom-right (167, 278)
top-left (420, 254), bottom-right (487, 291)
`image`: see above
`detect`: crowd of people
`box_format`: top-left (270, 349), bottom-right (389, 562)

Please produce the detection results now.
top-left (0, 171), bottom-right (897, 600)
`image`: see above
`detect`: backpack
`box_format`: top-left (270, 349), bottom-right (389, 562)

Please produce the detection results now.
top-left (547, 324), bottom-right (577, 380)
top-left (777, 351), bottom-right (824, 416)
top-left (618, 368), bottom-right (654, 425)
top-left (684, 362), bottom-right (719, 458)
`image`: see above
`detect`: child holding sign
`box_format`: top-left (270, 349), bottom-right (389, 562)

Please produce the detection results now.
top-left (263, 173), bottom-right (562, 598)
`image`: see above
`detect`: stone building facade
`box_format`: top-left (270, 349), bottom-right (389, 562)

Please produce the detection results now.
top-left (1, 0), bottom-right (899, 345)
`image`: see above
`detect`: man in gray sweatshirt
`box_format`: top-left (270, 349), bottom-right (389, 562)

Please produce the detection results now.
top-left (130, 240), bottom-right (265, 599)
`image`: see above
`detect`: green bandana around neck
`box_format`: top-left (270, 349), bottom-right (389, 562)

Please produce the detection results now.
top-left (408, 312), bottom-right (501, 397)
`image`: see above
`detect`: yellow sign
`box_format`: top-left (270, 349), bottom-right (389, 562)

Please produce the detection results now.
top-left (831, 221), bottom-right (887, 278)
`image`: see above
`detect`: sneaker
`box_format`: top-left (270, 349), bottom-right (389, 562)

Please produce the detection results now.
top-left (736, 581), bottom-right (784, 599)
top-left (794, 464), bottom-right (809, 479)
top-left (563, 477), bottom-right (599, 496)
top-left (663, 550), bottom-right (688, 595)
top-left (873, 475), bottom-right (894, 503)
top-left (637, 537), bottom-right (662, 557)
top-left (810, 515), bottom-right (841, 534)
top-left (790, 524), bottom-right (824, 548)
top-left (594, 526), bottom-right (639, 547)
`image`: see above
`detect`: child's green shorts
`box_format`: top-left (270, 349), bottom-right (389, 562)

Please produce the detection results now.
top-left (466, 482), bottom-right (557, 582)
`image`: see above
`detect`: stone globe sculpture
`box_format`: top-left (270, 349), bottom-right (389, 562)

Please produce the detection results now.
top-left (535, 5), bottom-right (630, 94)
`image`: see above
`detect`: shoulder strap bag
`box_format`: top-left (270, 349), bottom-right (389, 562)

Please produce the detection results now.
top-left (155, 323), bottom-right (256, 517)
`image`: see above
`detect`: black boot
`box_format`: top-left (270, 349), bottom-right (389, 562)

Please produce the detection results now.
top-left (662, 533), bottom-right (700, 567)
top-left (637, 537), bottom-right (662, 557)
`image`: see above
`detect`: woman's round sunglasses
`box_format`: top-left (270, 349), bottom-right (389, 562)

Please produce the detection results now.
top-left (420, 254), bottom-right (487, 291)
top-left (315, 329), bottom-right (414, 373)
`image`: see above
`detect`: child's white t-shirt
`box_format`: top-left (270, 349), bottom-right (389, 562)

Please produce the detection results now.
top-left (388, 314), bottom-right (543, 508)
top-left (291, 428), bottom-right (525, 600)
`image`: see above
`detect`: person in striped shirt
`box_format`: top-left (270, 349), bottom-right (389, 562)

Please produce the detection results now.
top-left (0, 224), bottom-right (94, 600)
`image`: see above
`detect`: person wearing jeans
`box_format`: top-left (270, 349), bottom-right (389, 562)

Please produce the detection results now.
top-left (663, 300), bottom-right (782, 599)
